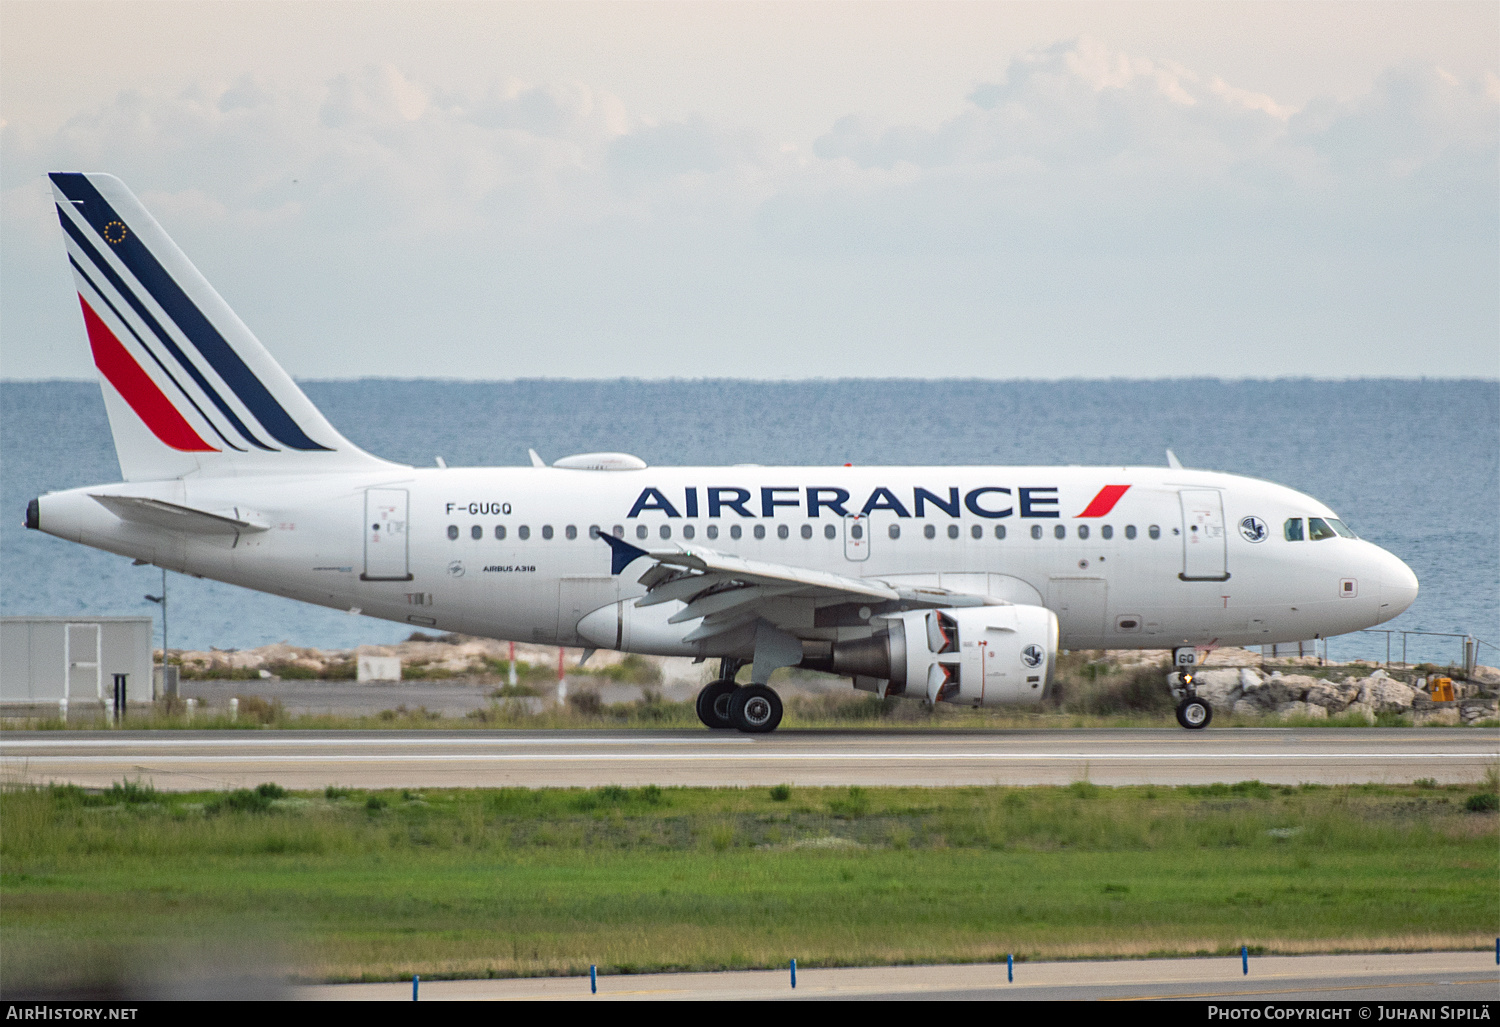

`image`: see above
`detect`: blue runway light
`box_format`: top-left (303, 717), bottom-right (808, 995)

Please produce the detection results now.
top-left (1008, 953), bottom-right (1013, 982)
top-left (591, 964), bottom-right (597, 994)
top-left (1242, 946), bottom-right (1249, 975)
top-left (791, 958), bottom-right (796, 988)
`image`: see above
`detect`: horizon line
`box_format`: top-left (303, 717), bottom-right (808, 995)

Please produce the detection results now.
top-left (5, 375), bottom-right (1498, 386)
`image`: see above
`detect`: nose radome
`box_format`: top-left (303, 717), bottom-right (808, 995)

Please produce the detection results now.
top-left (1375, 547), bottom-right (1419, 623)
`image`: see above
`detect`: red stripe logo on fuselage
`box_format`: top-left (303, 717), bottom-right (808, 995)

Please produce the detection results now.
top-left (79, 296), bottom-right (218, 452)
top-left (1076, 484), bottom-right (1130, 517)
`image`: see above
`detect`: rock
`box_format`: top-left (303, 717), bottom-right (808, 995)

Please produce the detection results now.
top-left (1193, 668), bottom-right (1242, 705)
top-left (1304, 682), bottom-right (1352, 711)
top-left (1414, 708), bottom-right (1460, 726)
top-left (1459, 700), bottom-right (1498, 725)
top-left (1470, 665), bottom-right (1500, 686)
top-left (1232, 699), bottom-right (1262, 719)
top-left (1358, 677), bottom-right (1417, 713)
top-left (1368, 668), bottom-right (1389, 680)
top-left (1342, 702), bottom-right (1376, 724)
top-left (1275, 701), bottom-right (1327, 720)
top-left (1239, 667), bottom-right (1263, 691)
top-left (1274, 674), bottom-right (1321, 702)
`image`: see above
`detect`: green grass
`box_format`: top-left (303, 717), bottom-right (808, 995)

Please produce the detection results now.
top-left (2, 781), bottom-right (1494, 988)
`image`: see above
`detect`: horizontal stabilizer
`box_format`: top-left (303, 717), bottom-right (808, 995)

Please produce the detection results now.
top-left (91, 494), bottom-right (268, 536)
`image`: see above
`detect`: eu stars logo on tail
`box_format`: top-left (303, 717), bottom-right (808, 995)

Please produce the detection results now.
top-left (48, 172), bottom-right (386, 481)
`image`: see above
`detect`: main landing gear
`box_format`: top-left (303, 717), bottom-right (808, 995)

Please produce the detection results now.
top-left (1169, 647), bottom-right (1213, 730)
top-left (696, 659), bottom-right (784, 733)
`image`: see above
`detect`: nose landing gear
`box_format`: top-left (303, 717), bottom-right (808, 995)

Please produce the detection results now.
top-left (1169, 647), bottom-right (1213, 730)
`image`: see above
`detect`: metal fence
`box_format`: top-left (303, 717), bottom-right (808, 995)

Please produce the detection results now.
top-left (1323, 629), bottom-right (1498, 676)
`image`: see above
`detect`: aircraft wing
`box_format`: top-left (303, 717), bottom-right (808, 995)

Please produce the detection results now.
top-left (599, 533), bottom-right (996, 645)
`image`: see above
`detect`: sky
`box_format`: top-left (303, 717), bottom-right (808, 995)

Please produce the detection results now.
top-left (2, 1), bottom-right (1496, 380)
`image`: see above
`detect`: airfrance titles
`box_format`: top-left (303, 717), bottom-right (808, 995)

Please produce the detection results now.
top-left (626, 485), bottom-right (1084, 520)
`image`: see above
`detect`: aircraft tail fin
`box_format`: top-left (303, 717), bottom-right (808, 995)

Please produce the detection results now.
top-left (48, 172), bottom-right (390, 481)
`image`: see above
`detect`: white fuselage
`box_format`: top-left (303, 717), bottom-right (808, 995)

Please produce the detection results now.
top-left (36, 463), bottom-right (1418, 657)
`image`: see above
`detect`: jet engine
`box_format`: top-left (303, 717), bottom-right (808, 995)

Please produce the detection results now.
top-left (828, 606), bottom-right (1058, 706)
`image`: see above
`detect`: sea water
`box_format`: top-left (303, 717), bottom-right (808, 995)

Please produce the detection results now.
top-left (2, 379), bottom-right (1495, 665)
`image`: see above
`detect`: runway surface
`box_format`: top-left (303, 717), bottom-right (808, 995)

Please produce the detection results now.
top-left (2, 728), bottom-right (1494, 790)
top-left (302, 951), bottom-right (1499, 1001)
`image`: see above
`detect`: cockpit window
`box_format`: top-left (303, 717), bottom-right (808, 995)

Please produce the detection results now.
top-left (1284, 518), bottom-right (1304, 542)
top-left (1308, 517), bottom-right (1337, 541)
top-left (1328, 518), bottom-right (1357, 539)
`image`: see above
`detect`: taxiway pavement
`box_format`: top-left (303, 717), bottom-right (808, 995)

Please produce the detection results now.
top-left (2, 728), bottom-right (1493, 791)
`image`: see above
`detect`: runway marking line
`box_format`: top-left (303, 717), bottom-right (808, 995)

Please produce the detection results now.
top-left (4, 752), bottom-right (1485, 764)
top-left (0, 736), bottom-right (756, 749)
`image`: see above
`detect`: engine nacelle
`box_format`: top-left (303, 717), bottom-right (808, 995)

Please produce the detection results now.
top-left (831, 605), bottom-right (1057, 706)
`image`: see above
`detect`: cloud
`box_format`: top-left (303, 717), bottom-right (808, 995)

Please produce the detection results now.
top-left (1, 39), bottom-right (1494, 380)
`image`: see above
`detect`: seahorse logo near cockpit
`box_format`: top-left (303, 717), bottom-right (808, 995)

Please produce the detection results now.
top-left (1239, 516), bottom-right (1268, 543)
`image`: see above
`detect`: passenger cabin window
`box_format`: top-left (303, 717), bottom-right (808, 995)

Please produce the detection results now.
top-left (1148, 525), bottom-right (1160, 540)
top-left (519, 525), bottom-right (531, 540)
top-left (1078, 525), bottom-right (1090, 540)
top-left (588, 525), bottom-right (599, 539)
top-left (660, 525), bottom-right (671, 540)
top-left (971, 524), bottom-right (982, 540)
top-left (731, 525), bottom-right (742, 540)
top-left (889, 524), bottom-right (901, 540)
top-left (778, 525), bottom-right (790, 540)
top-left (682, 525), bottom-right (695, 540)
top-left (1031, 525), bottom-right (1043, 540)
top-left (1125, 525), bottom-right (1137, 540)
top-left (541, 525), bottom-right (554, 540)
top-left (1284, 518), bottom-right (1304, 541)
top-left (565, 525), bottom-right (578, 540)
top-left (447, 525), bottom-right (459, 540)
top-left (801, 524), bottom-right (813, 539)
top-left (495, 525), bottom-right (506, 540)
top-left (754, 525), bottom-right (766, 540)
top-left (994, 525), bottom-right (1006, 540)
top-left (706, 525), bottom-right (719, 540)
top-left (471, 525), bottom-right (482, 540)
top-left (635, 525), bottom-right (647, 540)
top-left (924, 525), bottom-right (936, 540)
top-left (612, 525), bottom-right (623, 538)
top-left (1101, 525), bottom-right (1112, 540)
top-left (948, 525), bottom-right (959, 539)
top-left (1308, 517), bottom-right (1337, 541)
top-left (1054, 525), bottom-right (1066, 540)
top-left (825, 524), bottom-right (836, 540)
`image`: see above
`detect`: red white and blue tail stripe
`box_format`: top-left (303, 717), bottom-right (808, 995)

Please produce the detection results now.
top-left (50, 172), bottom-right (384, 480)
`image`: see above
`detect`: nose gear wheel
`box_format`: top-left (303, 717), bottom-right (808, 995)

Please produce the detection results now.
top-left (1176, 696), bottom-right (1212, 729)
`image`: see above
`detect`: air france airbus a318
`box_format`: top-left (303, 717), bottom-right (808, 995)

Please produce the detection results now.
top-left (25, 173), bottom-right (1419, 732)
